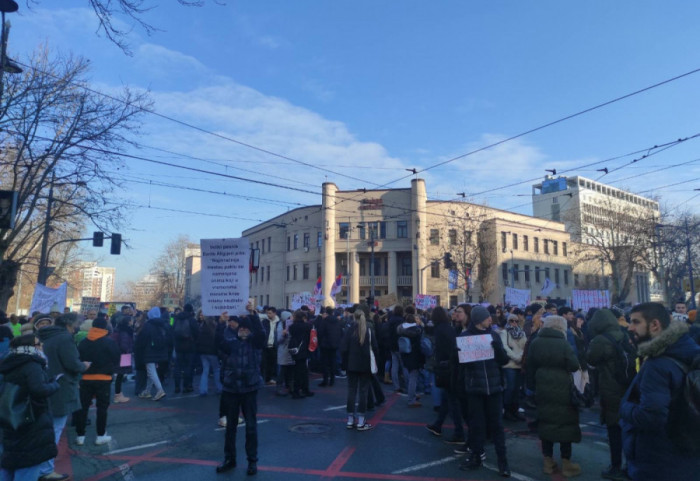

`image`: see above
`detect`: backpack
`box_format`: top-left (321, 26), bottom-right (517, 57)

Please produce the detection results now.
top-left (420, 336), bottom-right (434, 358)
top-left (174, 317), bottom-right (192, 340)
top-left (398, 336), bottom-right (412, 354)
top-left (150, 324), bottom-right (168, 350)
top-left (0, 374), bottom-right (35, 430)
top-left (602, 333), bottom-right (637, 386)
top-left (663, 354), bottom-right (700, 455)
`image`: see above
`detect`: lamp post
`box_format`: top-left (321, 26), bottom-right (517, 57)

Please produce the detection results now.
top-left (37, 171), bottom-right (55, 285)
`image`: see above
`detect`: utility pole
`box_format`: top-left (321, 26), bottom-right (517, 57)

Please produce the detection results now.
top-left (37, 171), bottom-right (55, 285)
top-left (685, 218), bottom-right (697, 309)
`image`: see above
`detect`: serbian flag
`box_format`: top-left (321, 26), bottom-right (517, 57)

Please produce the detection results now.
top-left (313, 276), bottom-right (322, 296)
top-left (330, 275), bottom-right (343, 298)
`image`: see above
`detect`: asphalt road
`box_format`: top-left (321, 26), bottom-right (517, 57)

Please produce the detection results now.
top-left (57, 373), bottom-right (617, 481)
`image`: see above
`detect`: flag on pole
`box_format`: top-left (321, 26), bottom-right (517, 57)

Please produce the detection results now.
top-left (540, 278), bottom-right (555, 296)
top-left (330, 274), bottom-right (343, 298)
top-left (313, 276), bottom-right (322, 296)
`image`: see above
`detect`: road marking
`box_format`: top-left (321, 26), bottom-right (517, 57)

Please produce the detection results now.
top-left (166, 393), bottom-right (201, 400)
top-left (105, 440), bottom-right (171, 455)
top-left (484, 462), bottom-right (538, 481)
top-left (323, 405), bottom-right (347, 411)
top-left (214, 419), bottom-right (270, 431)
top-left (392, 455), bottom-right (458, 473)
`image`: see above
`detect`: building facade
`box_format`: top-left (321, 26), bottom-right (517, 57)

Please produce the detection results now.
top-left (66, 262), bottom-right (116, 311)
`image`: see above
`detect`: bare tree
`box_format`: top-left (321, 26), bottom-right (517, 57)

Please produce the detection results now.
top-left (0, 47), bottom-right (150, 311)
top-left (149, 234), bottom-right (191, 306)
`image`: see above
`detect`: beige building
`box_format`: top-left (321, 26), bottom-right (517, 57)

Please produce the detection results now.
top-left (184, 244), bottom-right (202, 307)
top-left (243, 179), bottom-right (600, 309)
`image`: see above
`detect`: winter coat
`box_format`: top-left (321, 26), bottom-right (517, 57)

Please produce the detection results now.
top-left (219, 320), bottom-right (266, 394)
top-left (587, 309), bottom-right (633, 426)
top-left (387, 315), bottom-right (404, 352)
top-left (397, 322), bottom-right (424, 371)
top-left (526, 327), bottom-right (581, 443)
top-left (288, 320), bottom-right (312, 361)
top-left (196, 319), bottom-right (218, 356)
top-left (172, 311), bottom-right (199, 352)
top-left (261, 315), bottom-right (279, 349)
top-left (112, 318), bottom-right (134, 374)
top-left (620, 321), bottom-right (700, 481)
top-left (134, 318), bottom-right (173, 364)
top-left (433, 321), bottom-right (457, 390)
top-left (340, 324), bottom-right (378, 373)
top-left (499, 327), bottom-right (527, 371)
top-left (275, 319), bottom-right (294, 366)
top-left (37, 325), bottom-right (86, 417)
top-left (319, 315), bottom-right (343, 350)
top-left (78, 328), bottom-right (121, 381)
top-left (0, 350), bottom-right (60, 470)
top-left (457, 323), bottom-right (509, 396)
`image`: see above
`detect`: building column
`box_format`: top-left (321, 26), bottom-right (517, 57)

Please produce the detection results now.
top-left (350, 251), bottom-right (360, 304)
top-left (388, 250), bottom-right (397, 296)
top-left (411, 178), bottom-right (427, 298)
top-left (322, 183), bottom-right (338, 306)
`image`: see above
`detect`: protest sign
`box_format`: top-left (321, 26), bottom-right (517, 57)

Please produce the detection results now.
top-left (572, 289), bottom-right (610, 312)
top-left (415, 294), bottom-right (437, 310)
top-left (200, 238), bottom-right (250, 316)
top-left (80, 296), bottom-right (101, 315)
top-left (377, 293), bottom-right (398, 309)
top-left (505, 287), bottom-right (530, 307)
top-left (456, 334), bottom-right (494, 363)
top-left (99, 302), bottom-right (136, 317)
top-left (291, 292), bottom-right (323, 312)
top-left (29, 282), bottom-right (67, 314)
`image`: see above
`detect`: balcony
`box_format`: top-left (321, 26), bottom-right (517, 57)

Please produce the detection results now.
top-left (397, 276), bottom-right (412, 286)
top-left (360, 276), bottom-right (387, 286)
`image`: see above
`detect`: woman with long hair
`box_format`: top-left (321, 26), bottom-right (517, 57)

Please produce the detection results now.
top-left (340, 310), bottom-right (378, 431)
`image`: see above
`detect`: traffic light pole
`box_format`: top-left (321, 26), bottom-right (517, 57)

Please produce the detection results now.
top-left (686, 219), bottom-right (697, 309)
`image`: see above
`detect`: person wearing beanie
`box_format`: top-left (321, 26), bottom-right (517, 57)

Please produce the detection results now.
top-left (456, 305), bottom-right (511, 477)
top-left (133, 307), bottom-right (173, 401)
top-left (76, 315), bottom-right (120, 447)
top-left (525, 315), bottom-right (582, 477)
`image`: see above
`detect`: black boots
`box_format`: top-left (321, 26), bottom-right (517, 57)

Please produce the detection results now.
top-left (215, 457), bottom-right (236, 473)
top-left (246, 462), bottom-right (257, 475)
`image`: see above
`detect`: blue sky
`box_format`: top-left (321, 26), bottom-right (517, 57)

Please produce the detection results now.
top-left (8, 1), bottom-right (700, 289)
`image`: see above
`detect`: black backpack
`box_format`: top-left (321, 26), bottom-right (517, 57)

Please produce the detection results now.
top-left (602, 333), bottom-right (637, 386)
top-left (174, 317), bottom-right (192, 340)
top-left (663, 354), bottom-right (700, 455)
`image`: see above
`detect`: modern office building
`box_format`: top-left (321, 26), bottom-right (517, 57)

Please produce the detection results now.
top-left (66, 262), bottom-right (116, 310)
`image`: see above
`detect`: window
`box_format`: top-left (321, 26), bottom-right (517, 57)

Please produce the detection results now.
top-left (317, 263), bottom-right (322, 278)
top-left (286, 265), bottom-right (290, 281)
top-left (513, 264), bottom-right (519, 282)
top-left (339, 222), bottom-right (350, 239)
top-left (502, 262), bottom-right (508, 282)
top-left (429, 229), bottom-right (440, 245)
top-left (545, 267), bottom-right (550, 279)
top-left (303, 264), bottom-right (309, 280)
top-left (465, 231), bottom-right (473, 244)
top-left (261, 240), bottom-right (264, 254)
top-left (564, 270), bottom-right (569, 285)
top-left (287, 236), bottom-right (291, 251)
top-left (293, 265), bottom-right (298, 280)
top-left (293, 234), bottom-right (299, 249)
top-left (535, 267), bottom-right (541, 283)
top-left (303, 233), bottom-right (310, 248)
top-left (266, 295), bottom-right (269, 306)
top-left (260, 267), bottom-right (264, 282)
top-left (501, 231), bottom-right (507, 251)
top-left (574, 273), bottom-right (579, 286)
top-left (358, 224), bottom-right (366, 240)
top-left (267, 265), bottom-right (270, 282)
top-left (563, 242), bottom-right (567, 257)
top-left (512, 233), bottom-right (518, 250)
top-left (431, 262), bottom-right (440, 278)
top-left (555, 268), bottom-right (560, 285)
top-left (397, 221), bottom-right (408, 238)
top-left (360, 259), bottom-right (366, 276)
top-left (524, 265), bottom-right (530, 282)
top-left (534, 237), bottom-right (539, 253)
top-left (449, 229), bottom-right (457, 245)
top-left (317, 231), bottom-right (322, 247)
top-left (544, 239), bottom-right (549, 254)
top-left (268, 237), bottom-right (271, 252)
top-left (552, 240), bottom-right (558, 256)
top-left (524, 235), bottom-right (529, 251)
top-left (400, 257), bottom-right (412, 276)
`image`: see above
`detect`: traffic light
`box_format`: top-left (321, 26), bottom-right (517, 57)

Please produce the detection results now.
top-left (110, 233), bottom-right (122, 255)
top-left (92, 231), bottom-right (104, 247)
top-left (443, 252), bottom-right (454, 269)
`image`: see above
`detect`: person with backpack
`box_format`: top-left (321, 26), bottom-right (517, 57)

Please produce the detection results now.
top-left (587, 308), bottom-right (637, 481)
top-left (620, 302), bottom-right (700, 481)
top-left (172, 304), bottom-right (199, 394)
top-left (318, 306), bottom-right (343, 387)
top-left (397, 312), bottom-right (424, 407)
top-left (135, 307), bottom-right (173, 401)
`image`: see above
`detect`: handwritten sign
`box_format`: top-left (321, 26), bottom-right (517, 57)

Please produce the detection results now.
top-left (505, 287), bottom-right (530, 307)
top-left (456, 334), bottom-right (494, 364)
top-left (415, 294), bottom-right (437, 310)
top-left (291, 292), bottom-right (323, 312)
top-left (29, 282), bottom-right (67, 314)
top-left (80, 296), bottom-right (101, 315)
top-left (572, 289), bottom-right (610, 312)
top-left (377, 293), bottom-right (398, 309)
top-left (200, 238), bottom-right (250, 316)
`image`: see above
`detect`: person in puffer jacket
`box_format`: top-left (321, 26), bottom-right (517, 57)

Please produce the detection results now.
top-left (397, 314), bottom-right (424, 406)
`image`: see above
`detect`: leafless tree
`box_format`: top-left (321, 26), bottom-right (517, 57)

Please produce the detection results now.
top-left (0, 47), bottom-right (150, 311)
top-left (148, 234), bottom-right (192, 306)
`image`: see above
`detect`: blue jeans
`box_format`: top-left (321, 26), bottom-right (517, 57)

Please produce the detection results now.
top-left (39, 415), bottom-right (68, 475)
top-left (503, 368), bottom-right (522, 407)
top-left (199, 354), bottom-right (222, 394)
top-left (390, 351), bottom-right (408, 391)
top-left (1, 465), bottom-right (41, 481)
top-left (406, 369), bottom-right (419, 403)
top-left (145, 362), bottom-right (163, 394)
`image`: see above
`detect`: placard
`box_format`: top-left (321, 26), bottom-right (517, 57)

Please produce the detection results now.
top-left (80, 296), bottom-right (101, 315)
top-left (505, 287), bottom-right (530, 307)
top-left (29, 282), bottom-right (67, 314)
top-left (456, 334), bottom-right (494, 363)
top-left (377, 293), bottom-right (398, 309)
top-left (415, 294), bottom-right (437, 310)
top-left (200, 238), bottom-right (250, 316)
top-left (572, 289), bottom-right (610, 312)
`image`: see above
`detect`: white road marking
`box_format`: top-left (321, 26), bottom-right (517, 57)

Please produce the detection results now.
top-left (392, 456), bottom-right (459, 474)
top-left (105, 440), bottom-right (170, 455)
top-left (323, 405), bottom-right (348, 411)
top-left (483, 462), bottom-right (538, 481)
top-left (166, 393), bottom-right (201, 400)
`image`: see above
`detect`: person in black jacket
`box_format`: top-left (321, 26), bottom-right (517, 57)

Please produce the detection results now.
top-left (288, 310), bottom-right (314, 399)
top-left (397, 313), bottom-right (424, 407)
top-left (457, 306), bottom-right (511, 477)
top-left (387, 306), bottom-right (407, 392)
top-left (318, 306), bottom-right (343, 387)
top-left (0, 334), bottom-right (60, 481)
top-left (172, 304), bottom-right (199, 394)
top-left (197, 312), bottom-right (222, 396)
top-left (134, 307), bottom-right (174, 401)
top-left (76, 316), bottom-right (121, 446)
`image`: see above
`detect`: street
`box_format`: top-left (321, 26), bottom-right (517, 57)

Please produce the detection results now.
top-left (59, 372), bottom-right (616, 481)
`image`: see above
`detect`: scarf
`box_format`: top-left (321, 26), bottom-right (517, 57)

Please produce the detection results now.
top-left (506, 323), bottom-right (526, 340)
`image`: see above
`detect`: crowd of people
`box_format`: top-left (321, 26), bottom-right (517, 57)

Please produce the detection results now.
top-left (0, 298), bottom-right (698, 480)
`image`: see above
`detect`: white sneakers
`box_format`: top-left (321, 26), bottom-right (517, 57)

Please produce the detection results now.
top-left (95, 435), bottom-right (112, 445)
top-left (113, 393), bottom-right (130, 403)
top-left (75, 436), bottom-right (85, 446)
top-left (153, 390), bottom-right (166, 401)
top-left (218, 416), bottom-right (227, 427)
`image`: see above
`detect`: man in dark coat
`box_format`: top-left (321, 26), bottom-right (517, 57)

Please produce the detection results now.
top-left (134, 306), bottom-right (173, 400)
top-left (288, 310), bottom-right (313, 398)
top-left (318, 306), bottom-right (343, 387)
top-left (172, 303), bottom-right (199, 393)
top-left (216, 314), bottom-right (266, 476)
top-left (397, 314), bottom-right (424, 406)
top-left (457, 305), bottom-right (510, 477)
top-left (620, 302), bottom-right (700, 481)
top-left (37, 313), bottom-right (86, 481)
top-left (587, 308), bottom-right (636, 481)
top-left (387, 305), bottom-right (407, 392)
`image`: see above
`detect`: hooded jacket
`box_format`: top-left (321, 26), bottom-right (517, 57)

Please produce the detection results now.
top-left (135, 317), bottom-right (174, 364)
top-left (620, 321), bottom-right (700, 481)
top-left (397, 321), bottom-right (424, 371)
top-left (319, 314), bottom-right (343, 350)
top-left (37, 325), bottom-right (86, 417)
top-left (0, 350), bottom-right (59, 470)
top-left (78, 327), bottom-right (121, 381)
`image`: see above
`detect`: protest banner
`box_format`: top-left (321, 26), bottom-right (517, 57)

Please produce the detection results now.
top-left (456, 334), bottom-right (495, 363)
top-left (572, 289), bottom-right (610, 312)
top-left (505, 287), bottom-right (530, 307)
top-left (80, 296), bottom-right (100, 315)
top-left (377, 293), bottom-right (398, 310)
top-left (415, 294), bottom-right (437, 310)
top-left (291, 292), bottom-right (323, 312)
top-left (29, 282), bottom-right (67, 314)
top-left (200, 238), bottom-right (250, 316)
top-left (99, 302), bottom-right (136, 317)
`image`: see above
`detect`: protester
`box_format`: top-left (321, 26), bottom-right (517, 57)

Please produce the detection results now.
top-left (387, 305), bottom-right (407, 393)
top-left (261, 307), bottom-right (280, 385)
top-left (0, 335), bottom-right (60, 481)
top-left (318, 306), bottom-right (343, 387)
top-left (196, 312), bottom-right (222, 396)
top-left (172, 303), bottom-right (199, 394)
top-left (500, 313), bottom-right (527, 422)
top-left (135, 306), bottom-right (173, 401)
top-left (397, 312), bottom-right (424, 407)
top-left (216, 314), bottom-right (266, 476)
top-left (288, 309), bottom-right (313, 399)
top-left (113, 313), bottom-right (135, 403)
top-left (274, 310), bottom-right (294, 396)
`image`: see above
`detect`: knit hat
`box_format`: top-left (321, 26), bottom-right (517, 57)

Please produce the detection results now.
top-left (183, 304), bottom-right (194, 313)
top-left (147, 306), bottom-right (161, 320)
top-left (93, 317), bottom-right (108, 329)
top-left (34, 315), bottom-right (53, 330)
top-left (470, 306), bottom-right (491, 326)
top-left (20, 322), bottom-right (35, 335)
